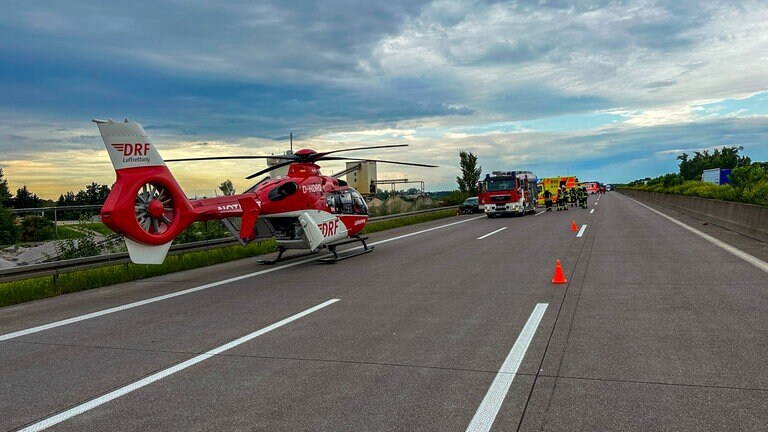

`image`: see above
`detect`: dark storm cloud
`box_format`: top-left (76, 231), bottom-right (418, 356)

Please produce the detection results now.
top-left (1, 0), bottom-right (767, 196)
top-left (0, 0), bottom-right (431, 80)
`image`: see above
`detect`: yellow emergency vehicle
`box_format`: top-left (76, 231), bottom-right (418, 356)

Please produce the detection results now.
top-left (537, 176), bottom-right (579, 205)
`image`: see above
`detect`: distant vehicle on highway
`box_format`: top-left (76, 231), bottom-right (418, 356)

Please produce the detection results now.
top-left (583, 181), bottom-right (600, 194)
top-left (459, 197), bottom-right (480, 214)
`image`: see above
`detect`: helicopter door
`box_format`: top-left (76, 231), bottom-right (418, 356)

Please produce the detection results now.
top-left (299, 211), bottom-right (348, 251)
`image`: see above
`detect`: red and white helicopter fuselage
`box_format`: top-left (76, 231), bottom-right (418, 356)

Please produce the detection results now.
top-left (96, 119), bottom-right (370, 264)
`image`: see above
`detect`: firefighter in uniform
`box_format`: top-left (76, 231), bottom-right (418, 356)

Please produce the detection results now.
top-left (563, 186), bottom-right (571, 210)
top-left (569, 187), bottom-right (577, 207)
top-left (557, 187), bottom-right (568, 211)
top-left (544, 189), bottom-right (553, 211)
top-left (578, 186), bottom-right (588, 208)
top-left (561, 188), bottom-right (567, 208)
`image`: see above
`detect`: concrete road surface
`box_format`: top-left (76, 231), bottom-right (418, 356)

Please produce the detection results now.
top-left (1, 192), bottom-right (767, 431)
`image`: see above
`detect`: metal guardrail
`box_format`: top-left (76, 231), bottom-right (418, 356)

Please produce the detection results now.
top-left (368, 205), bottom-right (459, 221)
top-left (0, 238), bottom-right (240, 284)
top-left (0, 206), bottom-right (459, 283)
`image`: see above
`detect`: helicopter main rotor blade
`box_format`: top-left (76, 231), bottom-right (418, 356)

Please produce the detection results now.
top-left (165, 155), bottom-right (294, 162)
top-left (166, 144), bottom-right (411, 163)
top-left (331, 163), bottom-right (362, 179)
top-left (318, 156), bottom-right (438, 168)
top-left (313, 144), bottom-right (408, 159)
top-left (245, 160), bottom-right (296, 179)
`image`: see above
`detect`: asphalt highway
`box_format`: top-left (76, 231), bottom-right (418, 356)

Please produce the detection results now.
top-left (2, 192), bottom-right (768, 431)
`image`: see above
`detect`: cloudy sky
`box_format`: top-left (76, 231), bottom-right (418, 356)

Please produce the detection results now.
top-left (1, 0), bottom-right (767, 199)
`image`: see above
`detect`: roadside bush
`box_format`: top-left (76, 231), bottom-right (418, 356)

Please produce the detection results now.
top-left (19, 215), bottom-right (56, 242)
top-left (730, 164), bottom-right (768, 191)
top-left (646, 173), bottom-right (683, 188)
top-left (740, 181), bottom-right (768, 206)
top-left (55, 235), bottom-right (102, 260)
top-left (174, 221), bottom-right (230, 244)
top-left (0, 206), bottom-right (17, 244)
top-left (443, 190), bottom-right (471, 205)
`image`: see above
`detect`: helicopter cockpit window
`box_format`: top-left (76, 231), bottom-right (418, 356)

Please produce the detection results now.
top-left (350, 189), bottom-right (368, 215)
top-left (326, 190), bottom-right (368, 215)
top-left (340, 191), bottom-right (353, 214)
top-left (327, 193), bottom-right (343, 214)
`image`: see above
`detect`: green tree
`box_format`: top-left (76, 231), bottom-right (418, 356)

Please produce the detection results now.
top-left (374, 189), bottom-right (391, 201)
top-left (0, 205), bottom-right (17, 244)
top-left (456, 151), bottom-right (482, 195)
top-left (444, 190), bottom-right (470, 205)
top-left (218, 179), bottom-right (236, 196)
top-left (78, 182), bottom-right (111, 204)
top-left (677, 146), bottom-right (751, 181)
top-left (0, 168), bottom-right (11, 206)
top-left (729, 163), bottom-right (768, 190)
top-left (57, 191), bottom-right (78, 206)
top-left (11, 185), bottom-right (43, 209)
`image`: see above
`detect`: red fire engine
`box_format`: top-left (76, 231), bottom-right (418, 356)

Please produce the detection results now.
top-left (477, 171), bottom-right (538, 218)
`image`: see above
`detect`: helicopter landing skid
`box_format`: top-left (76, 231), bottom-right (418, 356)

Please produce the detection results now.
top-left (317, 236), bottom-right (374, 264)
top-left (258, 247), bottom-right (318, 265)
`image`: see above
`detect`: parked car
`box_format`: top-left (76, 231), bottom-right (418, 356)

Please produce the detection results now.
top-left (459, 197), bottom-right (480, 214)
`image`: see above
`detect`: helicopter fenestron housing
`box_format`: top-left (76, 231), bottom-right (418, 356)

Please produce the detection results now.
top-left (94, 119), bottom-right (436, 265)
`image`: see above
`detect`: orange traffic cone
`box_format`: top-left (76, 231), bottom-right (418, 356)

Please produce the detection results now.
top-left (552, 260), bottom-right (568, 284)
top-left (571, 220), bottom-right (578, 231)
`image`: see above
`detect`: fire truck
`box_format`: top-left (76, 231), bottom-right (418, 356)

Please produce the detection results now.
top-left (583, 181), bottom-right (600, 194)
top-left (477, 171), bottom-right (538, 217)
top-left (536, 176), bottom-right (579, 205)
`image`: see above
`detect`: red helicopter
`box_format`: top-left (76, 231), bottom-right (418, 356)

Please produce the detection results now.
top-left (94, 119), bottom-right (436, 265)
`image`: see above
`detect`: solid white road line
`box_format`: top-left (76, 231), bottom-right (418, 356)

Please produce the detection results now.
top-left (631, 199), bottom-right (768, 274)
top-left (0, 257), bottom-right (317, 341)
top-left (590, 209), bottom-right (595, 214)
top-left (466, 303), bottom-right (548, 432)
top-left (18, 299), bottom-right (339, 432)
top-left (576, 225), bottom-right (587, 238)
top-left (477, 227), bottom-right (507, 240)
top-left (1, 216), bottom-right (486, 342)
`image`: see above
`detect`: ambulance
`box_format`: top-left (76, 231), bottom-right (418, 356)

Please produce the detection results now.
top-left (537, 176), bottom-right (579, 205)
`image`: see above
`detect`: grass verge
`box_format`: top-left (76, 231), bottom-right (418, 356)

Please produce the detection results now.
top-left (0, 240), bottom-right (276, 307)
top-left (0, 210), bottom-right (457, 307)
top-left (54, 225), bottom-right (87, 240)
top-left (77, 222), bottom-right (114, 236)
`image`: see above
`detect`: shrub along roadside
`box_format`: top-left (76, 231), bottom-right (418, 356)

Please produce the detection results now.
top-left (0, 210), bottom-right (458, 307)
top-left (623, 163), bottom-right (768, 206)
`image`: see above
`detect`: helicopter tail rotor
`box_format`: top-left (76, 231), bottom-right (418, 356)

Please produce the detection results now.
top-left (95, 119), bottom-right (198, 263)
